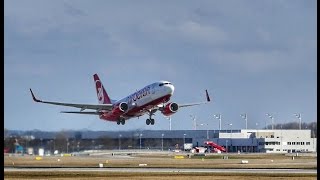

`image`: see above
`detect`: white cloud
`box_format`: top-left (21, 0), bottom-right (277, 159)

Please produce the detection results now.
top-left (210, 50), bottom-right (290, 73)
top-left (140, 20), bottom-right (227, 45)
top-left (5, 62), bottom-right (53, 76)
top-left (256, 28), bottom-right (272, 43)
top-left (178, 21), bottom-right (227, 43)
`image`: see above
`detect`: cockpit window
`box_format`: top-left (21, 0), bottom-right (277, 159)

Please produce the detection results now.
top-left (159, 82), bottom-right (171, 86)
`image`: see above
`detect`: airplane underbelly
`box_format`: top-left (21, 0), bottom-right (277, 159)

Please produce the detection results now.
top-left (142, 96), bottom-right (153, 105)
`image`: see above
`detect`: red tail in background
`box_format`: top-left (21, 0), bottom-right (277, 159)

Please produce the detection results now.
top-left (93, 74), bottom-right (112, 104)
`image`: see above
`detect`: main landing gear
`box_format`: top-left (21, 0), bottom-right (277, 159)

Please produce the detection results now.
top-left (146, 118), bottom-right (155, 125)
top-left (146, 109), bottom-right (157, 125)
top-left (117, 118), bottom-right (125, 125)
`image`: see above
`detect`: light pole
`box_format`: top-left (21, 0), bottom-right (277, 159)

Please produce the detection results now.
top-left (66, 138), bottom-right (69, 154)
top-left (294, 113), bottom-right (302, 130)
top-left (139, 134), bottom-right (142, 150)
top-left (266, 113), bottom-right (274, 130)
top-left (72, 140), bottom-right (75, 153)
top-left (190, 115), bottom-right (197, 130)
top-left (183, 134), bottom-right (186, 151)
top-left (48, 140), bottom-right (52, 154)
top-left (161, 134), bottom-right (164, 151)
top-left (226, 140), bottom-right (228, 153)
top-left (119, 134), bottom-right (122, 150)
top-left (240, 113), bottom-right (247, 129)
top-left (53, 138), bottom-right (56, 153)
top-left (77, 141), bottom-right (80, 152)
top-left (228, 123), bottom-right (232, 152)
top-left (200, 123), bottom-right (209, 140)
top-left (91, 140), bottom-right (95, 150)
top-left (312, 123), bottom-right (315, 151)
top-left (214, 114), bottom-right (222, 130)
top-left (165, 116), bottom-right (172, 130)
top-left (228, 123), bottom-right (233, 133)
top-left (25, 137), bottom-right (29, 155)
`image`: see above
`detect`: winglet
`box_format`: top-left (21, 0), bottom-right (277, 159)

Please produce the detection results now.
top-left (30, 89), bottom-right (41, 102)
top-left (205, 89), bottom-right (211, 102)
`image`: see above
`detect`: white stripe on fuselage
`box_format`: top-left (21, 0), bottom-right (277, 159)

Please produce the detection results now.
top-left (115, 81), bottom-right (174, 111)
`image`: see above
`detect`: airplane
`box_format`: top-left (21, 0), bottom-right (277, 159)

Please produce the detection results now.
top-left (30, 74), bottom-right (211, 125)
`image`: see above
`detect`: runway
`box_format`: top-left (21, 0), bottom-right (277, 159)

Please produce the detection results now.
top-left (4, 167), bottom-right (317, 174)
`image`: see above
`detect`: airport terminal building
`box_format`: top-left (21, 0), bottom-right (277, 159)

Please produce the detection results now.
top-left (7, 129), bottom-right (317, 154)
top-left (208, 129), bottom-right (317, 153)
top-left (76, 129), bottom-right (317, 153)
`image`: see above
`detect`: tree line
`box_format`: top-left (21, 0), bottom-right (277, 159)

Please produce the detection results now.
top-left (265, 121), bottom-right (317, 138)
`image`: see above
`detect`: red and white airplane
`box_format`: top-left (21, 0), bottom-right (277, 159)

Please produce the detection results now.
top-left (30, 74), bottom-right (211, 125)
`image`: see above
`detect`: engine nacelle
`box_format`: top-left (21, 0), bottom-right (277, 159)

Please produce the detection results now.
top-left (111, 102), bottom-right (128, 116)
top-left (161, 102), bottom-right (179, 116)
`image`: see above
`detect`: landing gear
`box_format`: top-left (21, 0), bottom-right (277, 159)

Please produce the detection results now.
top-left (146, 118), bottom-right (155, 125)
top-left (117, 118), bottom-right (126, 125)
top-left (145, 109), bottom-right (157, 125)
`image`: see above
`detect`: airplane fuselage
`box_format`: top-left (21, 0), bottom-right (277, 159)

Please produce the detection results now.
top-left (99, 81), bottom-right (174, 121)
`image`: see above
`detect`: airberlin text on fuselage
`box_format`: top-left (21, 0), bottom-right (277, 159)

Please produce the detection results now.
top-left (127, 86), bottom-right (151, 105)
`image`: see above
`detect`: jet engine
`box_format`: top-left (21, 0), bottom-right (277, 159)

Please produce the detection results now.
top-left (161, 102), bottom-right (179, 116)
top-left (111, 102), bottom-right (128, 116)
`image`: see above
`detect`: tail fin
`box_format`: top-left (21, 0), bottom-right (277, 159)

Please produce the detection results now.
top-left (93, 74), bottom-right (112, 104)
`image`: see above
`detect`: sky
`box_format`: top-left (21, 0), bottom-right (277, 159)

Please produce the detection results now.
top-left (4, 0), bottom-right (317, 131)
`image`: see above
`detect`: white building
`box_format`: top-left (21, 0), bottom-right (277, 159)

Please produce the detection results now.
top-left (212, 129), bottom-right (317, 153)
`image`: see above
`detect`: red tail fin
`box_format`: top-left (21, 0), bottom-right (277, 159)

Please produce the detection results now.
top-left (93, 74), bottom-right (112, 104)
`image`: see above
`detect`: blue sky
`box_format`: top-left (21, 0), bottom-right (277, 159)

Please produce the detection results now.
top-left (4, 0), bottom-right (317, 131)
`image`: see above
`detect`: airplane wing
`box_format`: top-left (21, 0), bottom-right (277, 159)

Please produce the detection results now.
top-left (157, 89), bottom-right (211, 110)
top-left (60, 111), bottom-right (103, 115)
top-left (176, 89), bottom-right (211, 108)
top-left (30, 89), bottom-right (113, 111)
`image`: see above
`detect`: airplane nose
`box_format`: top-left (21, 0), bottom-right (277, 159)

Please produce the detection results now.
top-left (167, 85), bottom-right (174, 95)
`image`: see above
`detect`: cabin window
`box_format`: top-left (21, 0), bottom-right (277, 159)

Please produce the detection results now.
top-left (159, 83), bottom-right (164, 86)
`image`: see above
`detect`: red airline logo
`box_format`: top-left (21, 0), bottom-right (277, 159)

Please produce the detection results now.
top-left (95, 80), bottom-right (104, 104)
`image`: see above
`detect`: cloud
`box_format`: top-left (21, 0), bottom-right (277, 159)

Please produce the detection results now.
top-left (212, 50), bottom-right (288, 73)
top-left (63, 2), bottom-right (87, 17)
top-left (140, 20), bottom-right (227, 45)
top-left (178, 21), bottom-right (227, 43)
top-left (5, 62), bottom-right (53, 76)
